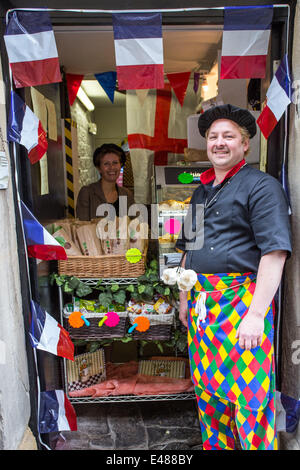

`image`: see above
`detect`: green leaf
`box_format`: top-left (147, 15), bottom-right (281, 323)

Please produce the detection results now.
top-left (154, 341), bottom-right (164, 353)
top-left (176, 335), bottom-right (188, 353)
top-left (112, 290), bottom-right (126, 305)
top-left (63, 282), bottom-right (74, 293)
top-left (110, 283), bottom-right (120, 292)
top-left (68, 277), bottom-right (80, 289)
top-left (75, 283), bottom-right (93, 297)
top-left (150, 259), bottom-right (158, 270)
top-left (144, 285), bottom-right (154, 297)
top-left (88, 342), bottom-right (102, 353)
top-left (126, 284), bottom-right (135, 293)
top-left (155, 285), bottom-right (165, 295)
top-left (164, 287), bottom-right (171, 296)
top-left (120, 336), bottom-right (132, 343)
top-left (138, 284), bottom-right (146, 294)
top-left (99, 292), bottom-right (113, 308)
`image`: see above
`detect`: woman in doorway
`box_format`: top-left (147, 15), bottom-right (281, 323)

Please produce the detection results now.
top-left (76, 143), bottom-right (135, 221)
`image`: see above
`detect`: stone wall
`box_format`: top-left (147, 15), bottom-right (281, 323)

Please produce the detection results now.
top-left (71, 100), bottom-right (97, 188)
top-left (0, 58), bottom-right (32, 449)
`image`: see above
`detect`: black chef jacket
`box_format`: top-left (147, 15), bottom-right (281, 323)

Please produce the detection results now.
top-left (175, 160), bottom-right (292, 273)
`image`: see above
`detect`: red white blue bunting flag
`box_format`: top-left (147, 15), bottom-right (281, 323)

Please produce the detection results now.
top-left (257, 54), bottom-right (291, 139)
top-left (20, 201), bottom-right (67, 261)
top-left (112, 12), bottom-right (164, 90)
top-left (39, 390), bottom-right (77, 433)
top-left (7, 92), bottom-right (48, 164)
top-left (220, 6), bottom-right (273, 79)
top-left (30, 300), bottom-right (74, 361)
top-left (4, 10), bottom-right (61, 88)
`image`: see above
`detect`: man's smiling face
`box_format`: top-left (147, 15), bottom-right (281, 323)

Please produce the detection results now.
top-left (206, 119), bottom-right (249, 171)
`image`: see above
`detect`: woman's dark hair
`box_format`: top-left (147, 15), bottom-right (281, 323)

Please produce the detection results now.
top-left (93, 143), bottom-right (126, 168)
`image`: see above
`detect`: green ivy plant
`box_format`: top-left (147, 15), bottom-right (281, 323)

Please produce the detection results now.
top-left (49, 273), bottom-right (93, 297)
top-left (49, 258), bottom-right (186, 353)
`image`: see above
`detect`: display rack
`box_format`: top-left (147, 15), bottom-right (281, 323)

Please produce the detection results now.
top-left (58, 278), bottom-right (195, 404)
top-left (152, 164), bottom-right (211, 277)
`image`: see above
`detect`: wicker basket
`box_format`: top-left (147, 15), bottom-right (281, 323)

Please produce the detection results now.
top-left (58, 246), bottom-right (147, 278)
top-left (128, 309), bottom-right (175, 341)
top-left (64, 309), bottom-right (128, 340)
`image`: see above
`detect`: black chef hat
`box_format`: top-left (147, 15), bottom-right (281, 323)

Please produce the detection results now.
top-left (198, 104), bottom-right (257, 138)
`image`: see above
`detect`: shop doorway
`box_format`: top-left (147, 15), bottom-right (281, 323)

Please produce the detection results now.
top-left (2, 4), bottom-right (292, 449)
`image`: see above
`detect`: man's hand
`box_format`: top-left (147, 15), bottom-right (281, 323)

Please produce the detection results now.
top-left (236, 250), bottom-right (287, 351)
top-left (235, 311), bottom-right (264, 350)
top-left (179, 291), bottom-right (188, 328)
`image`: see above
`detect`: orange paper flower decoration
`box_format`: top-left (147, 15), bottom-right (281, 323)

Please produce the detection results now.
top-left (68, 311), bottom-right (85, 328)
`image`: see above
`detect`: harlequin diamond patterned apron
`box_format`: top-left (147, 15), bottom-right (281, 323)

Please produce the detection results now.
top-left (187, 273), bottom-right (275, 412)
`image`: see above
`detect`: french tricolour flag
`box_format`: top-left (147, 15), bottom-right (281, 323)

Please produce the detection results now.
top-left (30, 300), bottom-right (74, 361)
top-left (39, 390), bottom-right (77, 433)
top-left (257, 54), bottom-right (291, 139)
top-left (4, 10), bottom-right (61, 88)
top-left (21, 201), bottom-right (67, 261)
top-left (112, 12), bottom-right (164, 90)
top-left (220, 6), bottom-right (273, 79)
top-left (8, 92), bottom-right (48, 164)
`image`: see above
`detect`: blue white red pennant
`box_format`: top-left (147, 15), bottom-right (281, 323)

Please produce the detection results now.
top-left (20, 201), bottom-right (67, 261)
top-left (7, 92), bottom-right (48, 164)
top-left (4, 9), bottom-right (61, 88)
top-left (220, 6), bottom-right (273, 79)
top-left (112, 12), bottom-right (164, 90)
top-left (39, 390), bottom-right (77, 433)
top-left (30, 300), bottom-right (74, 361)
top-left (257, 54), bottom-right (291, 139)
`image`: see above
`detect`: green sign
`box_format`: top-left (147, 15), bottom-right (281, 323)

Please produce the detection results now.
top-left (177, 172), bottom-right (194, 184)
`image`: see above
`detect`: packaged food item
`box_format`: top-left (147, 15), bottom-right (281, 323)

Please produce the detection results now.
top-left (158, 200), bottom-right (185, 211)
top-left (128, 218), bottom-right (148, 252)
top-left (127, 300), bottom-right (156, 315)
top-left (127, 300), bottom-right (143, 315)
top-left (153, 297), bottom-right (172, 314)
top-left (76, 224), bottom-right (102, 256)
top-left (96, 216), bottom-right (129, 255)
top-left (52, 228), bottom-right (82, 255)
top-left (138, 359), bottom-right (185, 378)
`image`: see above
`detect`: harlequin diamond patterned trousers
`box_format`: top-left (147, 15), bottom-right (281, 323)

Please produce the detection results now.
top-left (187, 273), bottom-right (277, 450)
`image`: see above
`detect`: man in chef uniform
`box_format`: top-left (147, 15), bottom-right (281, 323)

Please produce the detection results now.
top-left (175, 104), bottom-right (292, 450)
